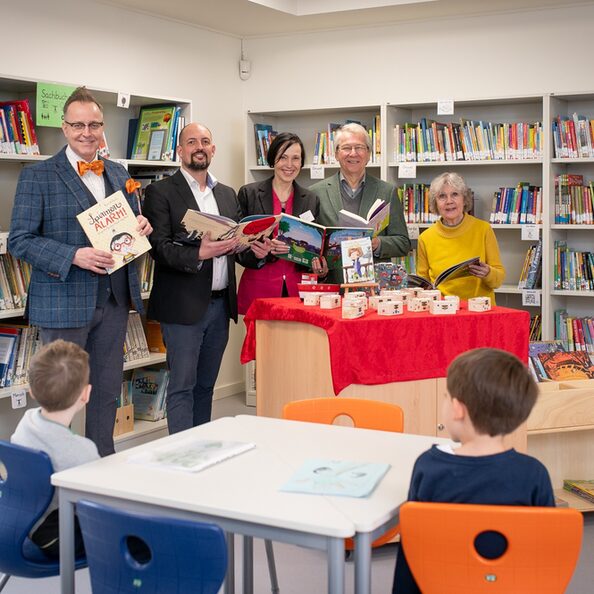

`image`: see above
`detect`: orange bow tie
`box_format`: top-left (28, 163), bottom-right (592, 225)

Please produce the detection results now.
top-left (77, 160), bottom-right (104, 176)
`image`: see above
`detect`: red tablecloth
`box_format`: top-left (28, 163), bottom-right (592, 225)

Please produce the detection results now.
top-left (241, 297), bottom-right (530, 395)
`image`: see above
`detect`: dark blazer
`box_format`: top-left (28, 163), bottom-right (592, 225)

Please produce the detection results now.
top-left (8, 147), bottom-right (142, 328)
top-left (143, 170), bottom-right (241, 325)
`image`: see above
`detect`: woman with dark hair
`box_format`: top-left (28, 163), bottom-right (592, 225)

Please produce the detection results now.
top-left (237, 132), bottom-right (323, 314)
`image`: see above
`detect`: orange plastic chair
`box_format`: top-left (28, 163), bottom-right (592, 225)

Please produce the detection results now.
top-left (399, 501), bottom-right (584, 594)
top-left (282, 397), bottom-right (404, 549)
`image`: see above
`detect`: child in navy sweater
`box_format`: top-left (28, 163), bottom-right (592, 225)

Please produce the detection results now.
top-left (392, 347), bottom-right (554, 593)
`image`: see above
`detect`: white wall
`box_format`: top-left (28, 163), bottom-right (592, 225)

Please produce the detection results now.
top-left (241, 4), bottom-right (594, 110)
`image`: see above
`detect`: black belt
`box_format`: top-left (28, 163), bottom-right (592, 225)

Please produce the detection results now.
top-left (211, 289), bottom-right (227, 299)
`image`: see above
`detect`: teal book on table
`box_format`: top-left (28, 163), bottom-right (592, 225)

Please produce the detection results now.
top-left (280, 459), bottom-right (390, 498)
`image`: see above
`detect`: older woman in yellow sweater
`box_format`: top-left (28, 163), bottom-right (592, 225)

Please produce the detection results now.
top-left (417, 172), bottom-right (505, 303)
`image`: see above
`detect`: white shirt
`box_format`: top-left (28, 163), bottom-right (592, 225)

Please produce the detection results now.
top-left (66, 145), bottom-right (106, 202)
top-left (179, 167), bottom-right (228, 291)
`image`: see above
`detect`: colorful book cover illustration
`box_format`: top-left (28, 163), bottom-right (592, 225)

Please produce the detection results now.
top-left (341, 237), bottom-right (375, 284)
top-left (537, 350), bottom-right (594, 381)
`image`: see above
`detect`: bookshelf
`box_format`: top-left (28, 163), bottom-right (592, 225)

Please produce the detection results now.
top-left (0, 73), bottom-right (191, 444)
top-left (245, 95), bottom-right (594, 510)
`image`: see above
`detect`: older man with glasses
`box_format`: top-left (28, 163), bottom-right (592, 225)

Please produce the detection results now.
top-left (9, 86), bottom-right (152, 456)
top-left (310, 122), bottom-right (410, 283)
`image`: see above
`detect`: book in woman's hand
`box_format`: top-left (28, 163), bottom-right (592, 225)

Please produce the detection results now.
top-left (407, 256), bottom-right (480, 289)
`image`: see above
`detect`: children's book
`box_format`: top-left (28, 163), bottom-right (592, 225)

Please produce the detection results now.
top-left (406, 256), bottom-right (480, 290)
top-left (128, 439), bottom-right (256, 472)
top-left (76, 191), bottom-right (152, 274)
top-left (563, 479), bottom-right (594, 504)
top-left (276, 213), bottom-right (373, 270)
top-left (374, 262), bottom-right (407, 290)
top-left (537, 350), bottom-right (594, 381)
top-left (130, 367), bottom-right (169, 421)
top-left (181, 210), bottom-right (280, 253)
top-left (341, 237), bottom-right (375, 284)
top-left (528, 341), bottom-right (566, 382)
top-left (280, 459), bottom-right (390, 498)
top-left (131, 105), bottom-right (177, 161)
top-left (337, 199), bottom-right (390, 237)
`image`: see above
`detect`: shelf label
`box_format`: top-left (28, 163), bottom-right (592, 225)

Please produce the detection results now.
top-left (408, 224), bottom-right (420, 240)
top-left (36, 82), bottom-right (76, 128)
top-left (399, 163), bottom-right (417, 179)
top-left (0, 231), bottom-right (8, 255)
top-left (522, 290), bottom-right (541, 306)
top-left (437, 99), bottom-right (454, 115)
top-left (117, 92), bottom-right (131, 109)
top-left (310, 165), bottom-right (324, 179)
top-left (521, 225), bottom-right (539, 241)
top-left (11, 389), bottom-right (27, 410)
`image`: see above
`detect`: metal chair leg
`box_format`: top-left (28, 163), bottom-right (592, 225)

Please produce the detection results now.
top-left (264, 539), bottom-right (280, 594)
top-left (0, 574), bottom-right (11, 593)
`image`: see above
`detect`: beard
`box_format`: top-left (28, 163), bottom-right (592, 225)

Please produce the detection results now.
top-left (184, 150), bottom-right (211, 171)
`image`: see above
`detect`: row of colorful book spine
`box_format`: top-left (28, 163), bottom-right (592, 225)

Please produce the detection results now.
top-left (554, 309), bottom-right (594, 354)
top-left (0, 99), bottom-right (39, 156)
top-left (529, 314), bottom-right (542, 342)
top-left (553, 242), bottom-right (594, 291)
top-left (0, 325), bottom-right (41, 388)
top-left (554, 175), bottom-right (594, 224)
top-left (518, 240), bottom-right (542, 290)
top-left (397, 184), bottom-right (438, 224)
top-left (552, 114), bottom-right (594, 159)
top-left (0, 253), bottom-right (31, 311)
top-left (393, 249), bottom-right (417, 274)
top-left (490, 184), bottom-right (542, 225)
top-left (253, 123), bottom-right (277, 166)
top-left (392, 119), bottom-right (543, 163)
top-left (123, 311), bottom-right (151, 363)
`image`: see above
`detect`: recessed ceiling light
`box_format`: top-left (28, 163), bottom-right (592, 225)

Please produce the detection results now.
top-left (248, 0), bottom-right (438, 17)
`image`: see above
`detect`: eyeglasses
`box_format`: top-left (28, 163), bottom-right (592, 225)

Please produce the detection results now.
top-left (337, 144), bottom-right (369, 154)
top-left (64, 121), bottom-right (104, 131)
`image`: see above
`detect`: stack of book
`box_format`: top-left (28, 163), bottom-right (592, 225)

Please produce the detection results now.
top-left (397, 184), bottom-right (437, 224)
top-left (136, 255), bottom-right (154, 293)
top-left (555, 309), bottom-right (594, 356)
top-left (123, 311), bottom-right (150, 363)
top-left (393, 119), bottom-right (542, 162)
top-left (0, 325), bottom-right (41, 388)
top-left (517, 240), bottom-right (542, 290)
top-left (313, 118), bottom-right (381, 165)
top-left (392, 249), bottom-right (417, 275)
top-left (130, 105), bottom-right (184, 161)
top-left (554, 174), bottom-right (593, 224)
top-left (129, 367), bottom-right (169, 421)
top-left (529, 314), bottom-right (542, 342)
top-left (0, 99), bottom-right (39, 155)
top-left (489, 184), bottom-right (542, 225)
top-left (553, 241), bottom-right (594, 291)
top-left (552, 114), bottom-right (594, 159)
top-left (0, 251), bottom-right (31, 311)
top-left (563, 479), bottom-right (594, 504)
top-left (253, 123), bottom-right (277, 166)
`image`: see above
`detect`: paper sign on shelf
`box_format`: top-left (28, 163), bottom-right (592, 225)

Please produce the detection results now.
top-left (310, 165), bottom-right (324, 180)
top-left (11, 389), bottom-right (27, 410)
top-left (0, 231), bottom-right (8, 255)
top-left (522, 289), bottom-right (541, 307)
top-left (117, 93), bottom-right (131, 109)
top-left (399, 163), bottom-right (417, 179)
top-left (437, 99), bottom-right (454, 115)
top-left (408, 224), bottom-right (420, 240)
top-left (521, 225), bottom-right (539, 241)
top-left (36, 82), bottom-right (76, 128)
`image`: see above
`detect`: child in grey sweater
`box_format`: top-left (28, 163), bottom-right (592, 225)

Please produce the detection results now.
top-left (11, 339), bottom-right (99, 558)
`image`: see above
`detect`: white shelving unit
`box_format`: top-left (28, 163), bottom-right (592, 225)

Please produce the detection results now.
top-left (0, 73), bottom-right (191, 443)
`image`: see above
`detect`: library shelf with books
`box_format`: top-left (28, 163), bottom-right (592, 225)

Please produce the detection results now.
top-left (0, 74), bottom-right (188, 444)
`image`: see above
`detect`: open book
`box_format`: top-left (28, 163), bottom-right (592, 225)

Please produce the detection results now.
top-left (276, 213), bottom-right (373, 270)
top-left (76, 190), bottom-right (152, 274)
top-left (406, 256), bottom-right (480, 290)
top-left (280, 459), bottom-right (390, 498)
top-left (337, 199), bottom-right (390, 237)
top-left (181, 210), bottom-right (280, 253)
top-left (128, 439), bottom-right (256, 472)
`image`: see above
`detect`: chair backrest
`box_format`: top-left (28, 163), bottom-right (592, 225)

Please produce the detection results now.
top-left (77, 500), bottom-right (227, 594)
top-left (0, 440), bottom-right (57, 577)
top-left (283, 397), bottom-right (404, 433)
top-left (400, 501), bottom-right (584, 594)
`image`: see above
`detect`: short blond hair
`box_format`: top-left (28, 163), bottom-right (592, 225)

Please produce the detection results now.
top-left (28, 340), bottom-right (89, 412)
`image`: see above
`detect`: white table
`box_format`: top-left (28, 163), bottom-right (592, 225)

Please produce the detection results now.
top-left (53, 415), bottom-right (450, 594)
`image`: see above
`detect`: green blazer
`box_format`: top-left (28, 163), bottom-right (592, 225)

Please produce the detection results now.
top-left (310, 173), bottom-right (411, 282)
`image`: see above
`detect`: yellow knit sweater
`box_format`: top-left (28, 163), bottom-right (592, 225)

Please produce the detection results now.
top-left (417, 214), bottom-right (505, 303)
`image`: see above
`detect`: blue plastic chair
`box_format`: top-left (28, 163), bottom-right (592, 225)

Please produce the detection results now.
top-left (0, 441), bottom-right (86, 592)
top-left (77, 499), bottom-right (227, 594)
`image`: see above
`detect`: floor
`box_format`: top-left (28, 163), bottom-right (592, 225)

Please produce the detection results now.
top-left (4, 393), bottom-right (594, 593)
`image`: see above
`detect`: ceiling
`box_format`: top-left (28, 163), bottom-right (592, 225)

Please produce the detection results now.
top-left (99, 0), bottom-right (593, 37)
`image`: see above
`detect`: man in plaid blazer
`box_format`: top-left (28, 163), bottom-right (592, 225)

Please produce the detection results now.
top-left (9, 87), bottom-right (152, 456)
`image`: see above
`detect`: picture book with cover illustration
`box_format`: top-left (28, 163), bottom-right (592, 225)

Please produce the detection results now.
top-left (181, 210), bottom-right (280, 253)
top-left (76, 191), bottom-right (152, 274)
top-left (537, 350), bottom-right (594, 381)
top-left (406, 256), bottom-right (480, 289)
top-left (341, 237), bottom-right (375, 284)
top-left (128, 439), bottom-right (256, 473)
top-left (130, 368), bottom-right (169, 421)
top-left (280, 459), bottom-right (390, 498)
top-left (337, 198), bottom-right (390, 237)
top-left (528, 341), bottom-right (566, 382)
top-left (275, 213), bottom-right (373, 270)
